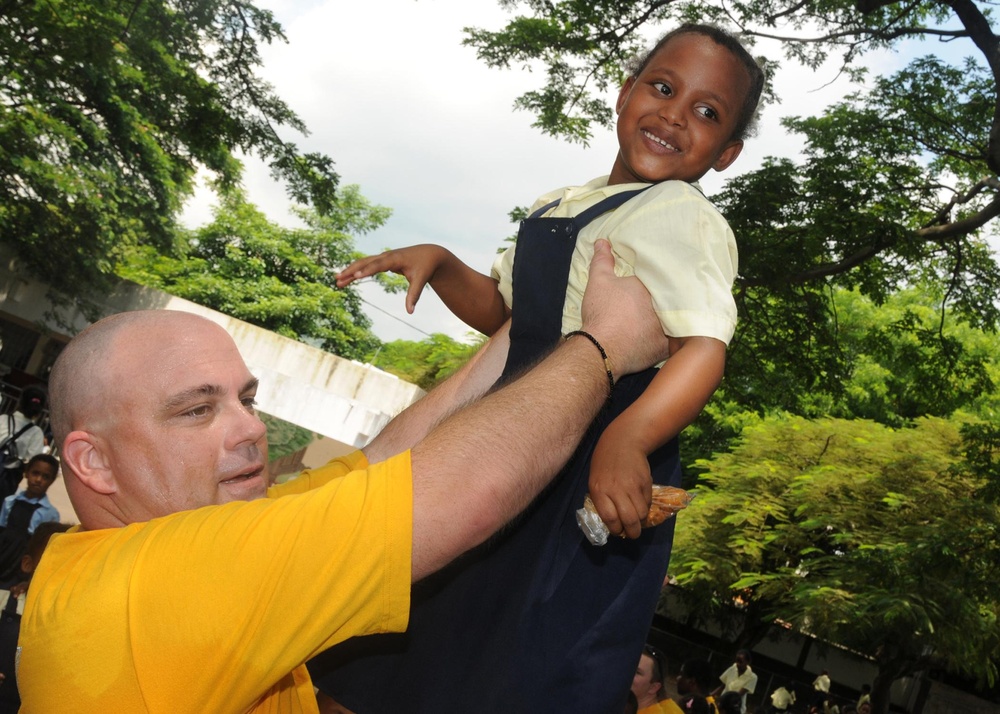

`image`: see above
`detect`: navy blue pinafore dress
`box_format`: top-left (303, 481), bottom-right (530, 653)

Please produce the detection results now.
top-left (310, 187), bottom-right (683, 713)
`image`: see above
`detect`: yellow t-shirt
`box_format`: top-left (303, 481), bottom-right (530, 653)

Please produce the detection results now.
top-left (492, 176), bottom-right (739, 345)
top-left (17, 451), bottom-right (413, 713)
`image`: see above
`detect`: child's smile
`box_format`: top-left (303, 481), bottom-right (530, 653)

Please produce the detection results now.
top-left (641, 129), bottom-right (680, 153)
top-left (609, 32), bottom-right (749, 185)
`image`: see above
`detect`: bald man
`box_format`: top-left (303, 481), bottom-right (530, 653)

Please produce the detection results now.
top-left (16, 242), bottom-right (671, 713)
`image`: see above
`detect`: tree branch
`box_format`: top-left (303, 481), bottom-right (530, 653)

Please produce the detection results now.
top-left (918, 190), bottom-right (1000, 239)
top-left (740, 188), bottom-right (1000, 289)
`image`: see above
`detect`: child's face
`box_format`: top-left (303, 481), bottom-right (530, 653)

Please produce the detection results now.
top-left (609, 32), bottom-right (749, 186)
top-left (24, 462), bottom-right (56, 499)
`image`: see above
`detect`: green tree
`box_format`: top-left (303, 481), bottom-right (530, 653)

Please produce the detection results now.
top-left (684, 286), bottom-right (1000, 470)
top-left (1, 0), bottom-right (337, 304)
top-left (369, 333), bottom-right (484, 391)
top-left (825, 289), bottom-right (999, 424)
top-left (468, 0), bottom-right (1000, 379)
top-left (259, 412), bottom-right (314, 462)
top-left (118, 186), bottom-right (388, 359)
top-left (669, 415), bottom-right (1000, 713)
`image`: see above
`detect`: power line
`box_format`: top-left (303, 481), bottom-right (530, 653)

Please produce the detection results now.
top-left (356, 294), bottom-right (433, 338)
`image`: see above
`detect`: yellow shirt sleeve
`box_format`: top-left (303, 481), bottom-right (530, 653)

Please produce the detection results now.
top-left (268, 449), bottom-right (369, 496)
top-left (19, 451), bottom-right (412, 713)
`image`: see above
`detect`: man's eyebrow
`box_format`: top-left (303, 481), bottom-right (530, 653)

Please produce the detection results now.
top-left (161, 378), bottom-right (259, 412)
top-left (162, 384), bottom-right (223, 412)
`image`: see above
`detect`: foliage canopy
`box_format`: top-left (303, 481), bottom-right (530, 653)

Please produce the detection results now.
top-left (466, 0), bottom-right (1000, 340)
top-left (118, 187), bottom-right (387, 359)
top-left (0, 0), bottom-right (338, 303)
top-left (670, 414), bottom-right (1000, 710)
top-left (369, 333), bottom-right (485, 391)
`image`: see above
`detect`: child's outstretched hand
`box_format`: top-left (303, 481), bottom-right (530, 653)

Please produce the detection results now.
top-left (337, 244), bottom-right (454, 314)
top-left (587, 427), bottom-right (653, 540)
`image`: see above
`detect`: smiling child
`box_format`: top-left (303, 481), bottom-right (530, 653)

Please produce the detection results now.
top-left (317, 23), bottom-right (766, 712)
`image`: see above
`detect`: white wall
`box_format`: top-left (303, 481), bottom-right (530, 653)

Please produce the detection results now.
top-left (0, 252), bottom-right (425, 447)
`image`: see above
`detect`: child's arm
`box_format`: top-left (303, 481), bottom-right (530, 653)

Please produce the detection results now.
top-left (336, 244), bottom-right (511, 335)
top-left (587, 336), bottom-right (726, 539)
top-left (365, 322), bottom-right (511, 463)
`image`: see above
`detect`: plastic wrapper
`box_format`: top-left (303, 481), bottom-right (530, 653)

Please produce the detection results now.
top-left (575, 485), bottom-right (694, 546)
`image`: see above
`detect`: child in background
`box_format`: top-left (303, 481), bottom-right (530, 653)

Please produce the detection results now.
top-left (0, 455), bottom-right (60, 584)
top-left (314, 24), bottom-right (765, 712)
top-left (770, 681), bottom-right (797, 712)
top-left (718, 692), bottom-right (744, 714)
top-left (0, 520), bottom-right (71, 593)
top-left (0, 455), bottom-right (60, 534)
top-left (0, 520), bottom-right (70, 714)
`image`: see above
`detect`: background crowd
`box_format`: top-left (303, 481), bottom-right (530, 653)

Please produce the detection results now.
top-left (630, 637), bottom-right (875, 714)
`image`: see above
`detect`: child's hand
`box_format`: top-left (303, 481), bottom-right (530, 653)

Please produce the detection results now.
top-left (336, 244), bottom-right (452, 314)
top-left (587, 429), bottom-right (652, 540)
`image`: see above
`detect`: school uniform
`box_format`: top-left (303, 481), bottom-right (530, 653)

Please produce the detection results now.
top-left (312, 178), bottom-right (738, 712)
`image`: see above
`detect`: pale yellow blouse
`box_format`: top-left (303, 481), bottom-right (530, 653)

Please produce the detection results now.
top-left (492, 176), bottom-right (738, 344)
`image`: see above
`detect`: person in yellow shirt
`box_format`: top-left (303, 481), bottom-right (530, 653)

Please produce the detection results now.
top-left (16, 243), bottom-right (669, 713)
top-left (633, 644), bottom-right (673, 714)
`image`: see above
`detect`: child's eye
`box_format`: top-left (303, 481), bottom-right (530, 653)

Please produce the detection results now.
top-left (652, 81), bottom-right (672, 96)
top-left (697, 106), bottom-right (719, 121)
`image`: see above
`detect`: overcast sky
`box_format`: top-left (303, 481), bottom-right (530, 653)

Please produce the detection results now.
top-left (181, 0), bottom-right (951, 343)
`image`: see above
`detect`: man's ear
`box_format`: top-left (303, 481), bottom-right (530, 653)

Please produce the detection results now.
top-left (61, 431), bottom-right (117, 496)
top-left (616, 77), bottom-right (636, 114)
top-left (713, 140), bottom-right (744, 172)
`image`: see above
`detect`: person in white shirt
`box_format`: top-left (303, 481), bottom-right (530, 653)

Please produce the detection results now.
top-left (0, 386), bottom-right (47, 498)
top-left (770, 681), bottom-right (796, 712)
top-left (713, 649), bottom-right (757, 714)
top-left (813, 669), bottom-right (832, 708)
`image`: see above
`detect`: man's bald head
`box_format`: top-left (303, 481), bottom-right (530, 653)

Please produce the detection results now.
top-left (51, 310), bottom-right (165, 447)
top-left (51, 310), bottom-right (270, 529)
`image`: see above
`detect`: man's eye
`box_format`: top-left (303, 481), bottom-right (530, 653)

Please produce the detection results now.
top-left (652, 81), bottom-right (672, 96)
top-left (184, 405), bottom-right (211, 418)
top-left (241, 397), bottom-right (258, 411)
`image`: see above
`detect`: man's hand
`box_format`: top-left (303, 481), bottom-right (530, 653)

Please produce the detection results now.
top-left (336, 245), bottom-right (453, 314)
top-left (580, 239), bottom-right (669, 379)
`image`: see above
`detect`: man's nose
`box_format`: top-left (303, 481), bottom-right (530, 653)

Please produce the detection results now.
top-left (229, 403), bottom-right (267, 446)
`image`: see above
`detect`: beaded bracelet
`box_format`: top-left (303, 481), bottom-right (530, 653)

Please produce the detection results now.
top-left (565, 330), bottom-right (615, 399)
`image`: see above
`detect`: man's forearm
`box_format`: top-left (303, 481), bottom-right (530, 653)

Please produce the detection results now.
top-left (363, 325), bottom-right (511, 466)
top-left (405, 238), bottom-right (671, 581)
top-left (409, 336), bottom-right (607, 581)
